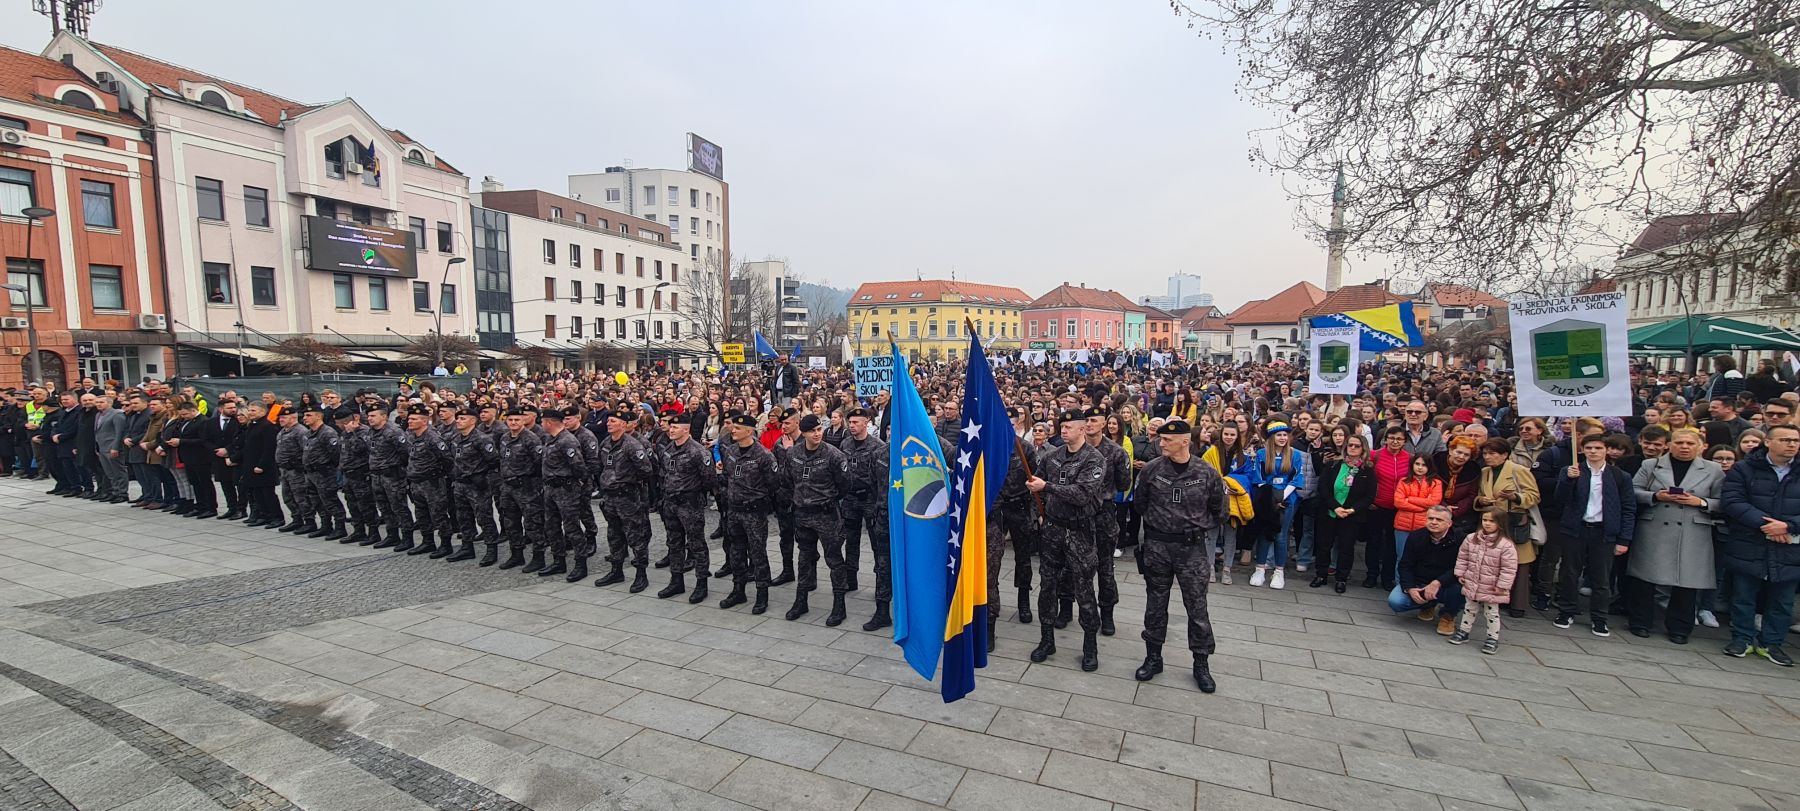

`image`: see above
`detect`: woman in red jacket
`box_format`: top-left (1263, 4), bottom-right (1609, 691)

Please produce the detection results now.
top-left (1365, 427), bottom-right (1412, 589)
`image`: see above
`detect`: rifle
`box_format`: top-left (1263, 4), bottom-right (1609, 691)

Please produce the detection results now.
top-left (1012, 434), bottom-right (1046, 523)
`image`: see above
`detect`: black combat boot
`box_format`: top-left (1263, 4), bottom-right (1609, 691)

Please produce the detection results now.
top-left (1030, 627), bottom-right (1056, 662)
top-left (629, 565), bottom-right (650, 594)
top-left (785, 591), bottom-right (808, 621)
top-left (657, 572), bottom-right (686, 599)
top-left (1080, 630), bottom-right (1099, 672)
top-left (537, 554), bottom-right (567, 577)
top-left (294, 518), bottom-right (320, 537)
top-left (1017, 588), bottom-right (1033, 624)
top-left (688, 576), bottom-right (709, 604)
top-left (323, 518), bottom-right (348, 541)
top-left (1135, 644), bottom-right (1163, 681)
top-left (713, 563), bottom-right (735, 579)
top-left (306, 519), bottom-right (333, 539)
top-left (653, 554), bottom-right (670, 569)
top-left (391, 530), bottom-right (414, 553)
top-left (862, 600), bottom-right (891, 632)
top-left (563, 556), bottom-right (587, 583)
top-left (498, 547), bottom-right (527, 570)
top-left (1194, 656), bottom-right (1217, 693)
top-left (360, 525), bottom-right (383, 546)
top-left (429, 531), bottom-right (455, 558)
top-left (595, 561), bottom-right (625, 587)
top-left (719, 584), bottom-right (747, 609)
top-left (1056, 599), bottom-right (1072, 629)
top-left (1100, 606), bottom-right (1116, 637)
top-left (986, 614), bottom-right (998, 653)
top-left (279, 515), bottom-right (307, 533)
top-left (751, 586), bottom-right (769, 615)
top-left (371, 527), bottom-right (397, 548)
top-left (479, 544), bottom-right (499, 567)
top-left (520, 548), bottom-right (544, 573)
top-left (825, 593), bottom-right (847, 627)
top-left (405, 532), bottom-right (432, 555)
top-left (771, 548), bottom-right (794, 586)
top-left (446, 538), bottom-right (476, 563)
top-left (342, 523), bottom-right (367, 545)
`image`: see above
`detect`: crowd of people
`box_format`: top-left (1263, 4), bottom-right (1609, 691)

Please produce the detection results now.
top-left (0, 351), bottom-right (1797, 692)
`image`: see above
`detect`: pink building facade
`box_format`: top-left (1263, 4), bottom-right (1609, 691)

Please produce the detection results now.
top-left (1023, 283), bottom-right (1128, 350)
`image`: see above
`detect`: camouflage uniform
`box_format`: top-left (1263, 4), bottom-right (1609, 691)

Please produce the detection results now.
top-left (1133, 455), bottom-right (1224, 658)
top-left (770, 439), bottom-right (797, 577)
top-left (367, 422), bottom-right (412, 533)
top-left (787, 439), bottom-right (849, 594)
top-left (276, 423), bottom-right (310, 522)
top-left (721, 439), bottom-right (780, 588)
top-left (990, 450), bottom-right (1037, 618)
top-left (303, 423), bottom-right (345, 522)
top-left (1093, 436), bottom-right (1132, 610)
top-left (1035, 442), bottom-right (1109, 635)
top-left (598, 431), bottom-right (654, 568)
top-left (406, 427), bottom-right (453, 539)
top-left (568, 424), bottom-right (602, 548)
top-left (497, 427), bottom-right (544, 553)
top-left (839, 432), bottom-right (890, 598)
top-left (540, 429), bottom-right (588, 557)
top-left (338, 423), bottom-right (376, 531)
top-left (450, 428), bottom-right (500, 543)
top-left (658, 437), bottom-right (714, 574)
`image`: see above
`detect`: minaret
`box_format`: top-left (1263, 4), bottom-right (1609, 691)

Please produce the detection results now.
top-left (1324, 167), bottom-right (1347, 293)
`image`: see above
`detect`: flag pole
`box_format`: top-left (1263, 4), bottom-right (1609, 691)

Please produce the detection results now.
top-left (966, 316), bottom-right (1046, 522)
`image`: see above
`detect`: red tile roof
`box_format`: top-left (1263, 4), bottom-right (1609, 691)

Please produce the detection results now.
top-left (1418, 282), bottom-right (1506, 309)
top-left (1623, 213), bottom-right (1737, 258)
top-left (1225, 282), bottom-right (1326, 325)
top-left (1027, 283), bottom-right (1131, 311)
top-left (1301, 282), bottom-right (1406, 320)
top-left (0, 44), bottom-right (139, 124)
top-left (849, 280), bottom-right (1033, 307)
top-left (1576, 277), bottom-right (1617, 295)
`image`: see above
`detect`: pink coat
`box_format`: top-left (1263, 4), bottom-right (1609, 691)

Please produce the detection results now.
top-left (1453, 532), bottom-right (1519, 604)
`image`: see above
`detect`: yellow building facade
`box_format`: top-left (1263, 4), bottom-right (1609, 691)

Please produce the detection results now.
top-left (846, 280), bottom-right (1034, 361)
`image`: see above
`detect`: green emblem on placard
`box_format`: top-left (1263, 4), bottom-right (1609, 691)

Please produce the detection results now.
top-left (1318, 341), bottom-right (1351, 382)
top-left (1531, 318), bottom-right (1608, 396)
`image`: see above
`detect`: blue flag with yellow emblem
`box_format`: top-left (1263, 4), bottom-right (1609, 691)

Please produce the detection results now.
top-left (942, 333), bottom-right (1010, 701)
top-left (887, 342), bottom-right (951, 681)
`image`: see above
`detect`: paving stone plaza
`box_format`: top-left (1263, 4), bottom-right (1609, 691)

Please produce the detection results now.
top-left (2, 474), bottom-right (1799, 811)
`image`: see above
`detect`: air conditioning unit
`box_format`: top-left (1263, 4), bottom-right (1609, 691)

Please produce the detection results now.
top-left (345, 162), bottom-right (364, 174)
top-left (0, 317), bottom-right (26, 329)
top-left (0, 129), bottom-right (25, 148)
top-left (136, 312), bottom-right (167, 331)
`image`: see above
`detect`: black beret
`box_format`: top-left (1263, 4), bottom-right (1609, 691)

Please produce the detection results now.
top-left (845, 407), bottom-right (870, 419)
top-left (607, 409), bottom-right (633, 422)
top-left (1058, 409), bottom-right (1088, 424)
top-left (454, 408), bottom-right (476, 418)
top-left (298, 403), bottom-right (322, 414)
top-left (521, 404), bottom-right (539, 414)
top-left (332, 406), bottom-right (358, 421)
top-left (435, 401), bottom-right (457, 411)
top-left (798, 414), bottom-right (822, 432)
top-left (1157, 419), bottom-right (1192, 436)
top-left (540, 407), bottom-right (565, 420)
top-left (1086, 407), bottom-right (1110, 418)
top-left (504, 406), bottom-right (528, 417)
top-left (780, 407), bottom-right (800, 421)
top-left (405, 404), bottom-right (431, 417)
top-left (728, 413), bottom-right (757, 428)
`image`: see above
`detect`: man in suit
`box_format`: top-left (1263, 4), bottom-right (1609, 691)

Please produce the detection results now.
top-left (166, 401), bottom-right (218, 517)
top-left (211, 399), bottom-right (246, 519)
top-left (91, 394), bottom-right (129, 503)
top-left (49, 392), bottom-right (82, 496)
top-left (73, 392), bottom-right (99, 497)
top-left (119, 394), bottom-right (152, 504)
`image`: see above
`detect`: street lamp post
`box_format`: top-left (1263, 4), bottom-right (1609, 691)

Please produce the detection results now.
top-left (5, 205), bottom-right (55, 385)
top-left (434, 256), bottom-right (466, 372)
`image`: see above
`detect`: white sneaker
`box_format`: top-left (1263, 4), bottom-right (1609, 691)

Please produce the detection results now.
top-left (1270, 569), bottom-right (1286, 590)
top-left (1220, 567), bottom-right (1233, 585)
top-left (1579, 586), bottom-right (1592, 597)
top-left (1249, 567), bottom-right (1267, 587)
top-left (1113, 548), bottom-right (1122, 558)
top-left (1296, 564), bottom-right (1310, 573)
top-left (1698, 610), bottom-right (1719, 629)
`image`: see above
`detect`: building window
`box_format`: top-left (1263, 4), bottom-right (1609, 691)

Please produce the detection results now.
top-left (6, 259), bottom-right (45, 307)
top-left (233, 185), bottom-right (268, 227)
top-left (571, 280), bottom-right (583, 303)
top-left (1289, 328), bottom-right (1298, 342)
top-left (436, 222), bottom-right (453, 253)
top-left (78, 180), bottom-right (116, 229)
top-left (0, 116), bottom-right (25, 130)
top-left (705, 192), bottom-right (714, 211)
top-left (616, 254), bottom-right (625, 275)
top-left (947, 321), bottom-right (958, 338)
top-left (654, 260), bottom-right (663, 280)
top-left (668, 186), bottom-right (679, 207)
top-left (615, 285), bottom-right (626, 306)
top-left (196, 177), bottom-right (225, 221)
top-left (690, 189), bottom-right (699, 208)
top-left (706, 220), bottom-right (713, 239)
top-left (571, 244), bottom-right (582, 268)
top-left (369, 278), bottom-right (388, 310)
top-left (74, 132), bottom-right (107, 146)
top-left (593, 248), bottom-right (602, 269)
top-left (654, 320), bottom-right (664, 339)
top-left (642, 186), bottom-right (657, 205)
top-left (1066, 319), bottom-right (1076, 338)
top-left (198, 89), bottom-right (229, 110)
top-left (688, 217), bottom-right (698, 235)
top-left (333, 273), bottom-right (356, 309)
top-left (409, 217), bottom-right (427, 250)
top-left (350, 205), bottom-right (374, 225)
top-left (928, 321), bottom-right (939, 338)
top-left (202, 262), bottom-right (232, 304)
top-left (413, 281), bottom-right (431, 312)
top-left (669, 292), bottom-right (678, 311)
top-left (406, 149), bottom-right (426, 164)
top-left (671, 321), bottom-right (680, 339)
top-left (613, 318), bottom-right (625, 339)
top-left (544, 277), bottom-right (556, 301)
top-left (670, 263), bottom-right (678, 283)
top-left (545, 314), bottom-right (557, 338)
top-left (636, 289), bottom-right (644, 308)
top-left (59, 89), bottom-right (97, 110)
top-left (0, 167), bottom-right (35, 217)
top-left (550, 206), bottom-right (563, 220)
top-left (250, 266), bottom-right (277, 306)
top-left (575, 212), bottom-right (587, 224)
top-left (691, 244), bottom-right (698, 258)
top-left (87, 265), bottom-right (124, 310)
top-left (1251, 329), bottom-right (1259, 340)
top-left (636, 257), bottom-right (645, 277)
top-left (604, 188), bottom-right (621, 203)
top-left (572, 316), bottom-right (584, 339)
top-left (441, 284), bottom-right (457, 314)
top-left (635, 320), bottom-right (646, 339)
top-left (543, 239), bottom-right (556, 264)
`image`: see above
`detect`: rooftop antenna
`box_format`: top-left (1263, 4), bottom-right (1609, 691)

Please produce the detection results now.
top-left (34, 0), bottom-right (100, 37)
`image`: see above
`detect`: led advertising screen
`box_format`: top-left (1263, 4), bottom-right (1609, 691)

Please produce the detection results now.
top-left (687, 132), bottom-right (724, 180)
top-left (304, 216), bottom-right (418, 278)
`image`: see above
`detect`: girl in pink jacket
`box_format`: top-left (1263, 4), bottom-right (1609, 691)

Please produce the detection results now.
top-left (1450, 508), bottom-right (1518, 654)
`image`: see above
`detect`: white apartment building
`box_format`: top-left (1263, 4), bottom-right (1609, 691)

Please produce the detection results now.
top-left (568, 165), bottom-right (728, 275)
top-left (735, 259), bottom-right (807, 346)
top-left (45, 36), bottom-right (474, 375)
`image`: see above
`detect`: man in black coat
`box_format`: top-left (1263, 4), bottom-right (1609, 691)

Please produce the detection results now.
top-left (49, 392), bottom-right (82, 495)
top-left (166, 401), bottom-right (218, 517)
top-left (210, 399), bottom-right (246, 519)
top-left (1719, 422), bottom-right (1800, 666)
top-left (235, 401), bottom-right (282, 527)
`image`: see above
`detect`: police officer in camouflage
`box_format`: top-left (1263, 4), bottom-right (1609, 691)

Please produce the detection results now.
top-left (403, 404), bottom-right (454, 556)
top-left (1087, 407), bottom-right (1132, 636)
top-left (365, 404), bottom-right (413, 550)
top-left (998, 407), bottom-right (1040, 626)
top-left (719, 413), bottom-right (779, 615)
top-left (564, 409), bottom-right (603, 557)
top-left (839, 407), bottom-right (893, 631)
top-left (333, 406), bottom-right (377, 545)
top-left (494, 407), bottom-right (544, 569)
top-left (1028, 409), bottom-right (1110, 672)
top-left (445, 408), bottom-right (500, 564)
top-left (786, 414), bottom-right (849, 624)
top-left (769, 408), bottom-right (801, 587)
top-left (536, 408), bottom-right (587, 577)
top-left (301, 405), bottom-right (348, 541)
top-left (1131, 419), bottom-right (1223, 693)
top-left (593, 408), bottom-right (655, 591)
top-left (657, 416), bottom-right (714, 602)
top-left (274, 409), bottom-right (312, 535)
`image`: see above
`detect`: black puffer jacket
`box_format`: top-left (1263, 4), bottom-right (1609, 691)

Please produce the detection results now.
top-left (1720, 454), bottom-right (1800, 584)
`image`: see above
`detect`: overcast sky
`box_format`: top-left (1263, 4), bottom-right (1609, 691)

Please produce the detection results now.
top-left (0, 0), bottom-right (1387, 311)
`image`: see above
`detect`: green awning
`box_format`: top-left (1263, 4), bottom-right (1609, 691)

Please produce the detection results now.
top-left (1627, 315), bottom-right (1800, 354)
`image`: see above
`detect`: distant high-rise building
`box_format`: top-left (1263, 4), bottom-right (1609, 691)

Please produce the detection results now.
top-left (1138, 272), bottom-right (1212, 311)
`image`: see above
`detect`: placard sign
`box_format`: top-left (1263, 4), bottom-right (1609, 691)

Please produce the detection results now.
top-left (1509, 292), bottom-right (1629, 416)
top-left (854, 354), bottom-right (895, 397)
top-left (1308, 325), bottom-right (1360, 395)
top-left (719, 343), bottom-right (746, 364)
top-left (808, 356), bottom-right (826, 369)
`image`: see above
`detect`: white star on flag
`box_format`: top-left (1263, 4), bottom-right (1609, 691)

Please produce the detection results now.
top-left (962, 421), bottom-right (981, 441)
top-left (958, 451), bottom-right (972, 470)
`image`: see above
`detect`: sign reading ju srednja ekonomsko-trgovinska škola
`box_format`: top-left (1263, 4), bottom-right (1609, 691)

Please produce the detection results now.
top-left (1508, 291), bottom-right (1629, 417)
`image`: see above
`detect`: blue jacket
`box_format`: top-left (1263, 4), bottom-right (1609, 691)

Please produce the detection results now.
top-left (1554, 463), bottom-right (1638, 545)
top-left (1719, 454), bottom-right (1800, 584)
top-left (1252, 447), bottom-right (1307, 506)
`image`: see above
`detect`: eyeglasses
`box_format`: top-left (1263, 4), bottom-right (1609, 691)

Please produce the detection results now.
top-left (1404, 409), bottom-right (1426, 415)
